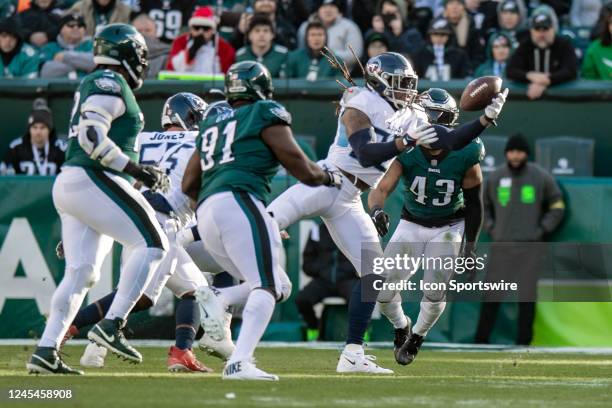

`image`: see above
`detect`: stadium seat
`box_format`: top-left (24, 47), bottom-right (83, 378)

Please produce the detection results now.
top-left (535, 136), bottom-right (595, 177)
top-left (481, 135), bottom-right (508, 174)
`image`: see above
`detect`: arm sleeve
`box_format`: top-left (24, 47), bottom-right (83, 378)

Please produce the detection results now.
top-left (430, 118), bottom-right (487, 151)
top-left (348, 127), bottom-right (401, 167)
top-left (463, 183), bottom-right (483, 243)
top-left (540, 174), bottom-right (565, 234)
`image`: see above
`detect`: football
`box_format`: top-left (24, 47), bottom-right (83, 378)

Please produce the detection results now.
top-left (459, 76), bottom-right (503, 111)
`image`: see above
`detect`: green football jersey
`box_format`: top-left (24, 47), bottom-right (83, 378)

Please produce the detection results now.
top-left (197, 99), bottom-right (292, 204)
top-left (64, 69), bottom-right (144, 175)
top-left (397, 138), bottom-right (485, 220)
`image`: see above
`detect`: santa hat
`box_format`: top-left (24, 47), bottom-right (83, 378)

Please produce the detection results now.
top-left (189, 6), bottom-right (217, 29)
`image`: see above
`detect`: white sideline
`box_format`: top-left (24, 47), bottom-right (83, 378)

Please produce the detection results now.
top-left (2, 339), bottom-right (612, 354)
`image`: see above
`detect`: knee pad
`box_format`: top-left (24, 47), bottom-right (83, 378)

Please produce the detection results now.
top-left (66, 263), bottom-right (99, 289)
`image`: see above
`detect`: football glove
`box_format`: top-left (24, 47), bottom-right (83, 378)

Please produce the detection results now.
top-left (484, 88), bottom-right (509, 122)
top-left (370, 207), bottom-right (390, 237)
top-left (125, 162), bottom-right (170, 193)
top-left (402, 123), bottom-right (439, 148)
top-left (322, 167), bottom-right (342, 189)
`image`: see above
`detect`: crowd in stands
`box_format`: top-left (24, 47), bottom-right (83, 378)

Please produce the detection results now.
top-left (0, 0), bottom-right (609, 85)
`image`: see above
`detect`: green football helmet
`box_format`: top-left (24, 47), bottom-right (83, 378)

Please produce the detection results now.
top-left (93, 24), bottom-right (149, 89)
top-left (224, 61), bottom-right (274, 103)
top-left (419, 88), bottom-right (459, 127)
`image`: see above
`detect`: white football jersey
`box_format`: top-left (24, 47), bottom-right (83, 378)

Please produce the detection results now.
top-left (137, 130), bottom-right (198, 226)
top-left (326, 86), bottom-right (428, 188)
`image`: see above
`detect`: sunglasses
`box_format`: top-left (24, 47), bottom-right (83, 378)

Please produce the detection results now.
top-left (192, 25), bottom-right (213, 32)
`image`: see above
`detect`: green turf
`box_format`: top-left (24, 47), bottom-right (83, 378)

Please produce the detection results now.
top-left (1, 345), bottom-right (611, 407)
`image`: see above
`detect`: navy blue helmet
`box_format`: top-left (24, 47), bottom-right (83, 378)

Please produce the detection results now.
top-left (364, 52), bottom-right (418, 110)
top-left (161, 92), bottom-right (207, 131)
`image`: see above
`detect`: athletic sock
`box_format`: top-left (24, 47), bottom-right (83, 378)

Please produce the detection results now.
top-left (412, 300), bottom-right (446, 337)
top-left (346, 278), bottom-right (376, 345)
top-left (217, 282), bottom-right (251, 307)
top-left (229, 289), bottom-right (275, 363)
top-left (72, 291), bottom-right (117, 329)
top-left (106, 247), bottom-right (164, 321)
top-left (175, 295), bottom-right (199, 350)
top-left (377, 301), bottom-right (409, 329)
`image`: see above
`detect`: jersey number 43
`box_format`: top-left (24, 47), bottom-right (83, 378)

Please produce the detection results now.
top-left (410, 176), bottom-right (455, 207)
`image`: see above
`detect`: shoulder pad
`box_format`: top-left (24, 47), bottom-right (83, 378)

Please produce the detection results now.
top-left (259, 100), bottom-right (292, 125)
top-left (341, 86), bottom-right (367, 105)
top-left (273, 44), bottom-right (288, 54)
top-left (93, 74), bottom-right (122, 94)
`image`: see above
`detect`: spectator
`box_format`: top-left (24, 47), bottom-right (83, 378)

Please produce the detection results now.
top-left (132, 13), bottom-right (170, 78)
top-left (18, 0), bottom-right (63, 48)
top-left (231, 0), bottom-right (297, 50)
top-left (66, 0), bottom-right (131, 37)
top-left (488, 0), bottom-right (528, 48)
top-left (40, 14), bottom-right (94, 79)
top-left (506, 7), bottom-right (577, 100)
top-left (0, 17), bottom-right (40, 78)
top-left (295, 223), bottom-right (358, 342)
top-left (1, 108), bottom-right (65, 176)
top-left (443, 0), bottom-right (485, 69)
top-left (570, 0), bottom-right (603, 27)
top-left (277, 0), bottom-right (310, 29)
top-left (591, 2), bottom-right (612, 40)
top-left (235, 14), bottom-right (287, 78)
top-left (581, 10), bottom-right (612, 79)
top-left (298, 0), bottom-right (363, 69)
top-left (0, 0), bottom-right (16, 20)
top-left (537, 0), bottom-right (571, 20)
top-left (132, 0), bottom-right (196, 44)
top-left (167, 6), bottom-right (235, 74)
top-left (412, 16), bottom-right (471, 80)
top-left (351, 31), bottom-right (390, 77)
top-left (467, 0), bottom-right (499, 34)
top-left (286, 21), bottom-right (336, 80)
top-left (476, 133), bottom-right (565, 345)
top-left (474, 32), bottom-right (512, 77)
top-left (369, 0), bottom-right (424, 56)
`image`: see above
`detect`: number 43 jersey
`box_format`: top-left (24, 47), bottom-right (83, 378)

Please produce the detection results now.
top-left (398, 138), bottom-right (485, 220)
top-left (137, 130), bottom-right (198, 225)
top-left (197, 100), bottom-right (292, 205)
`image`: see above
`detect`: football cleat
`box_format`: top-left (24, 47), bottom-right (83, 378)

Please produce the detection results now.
top-left (397, 333), bottom-right (424, 365)
top-left (167, 346), bottom-right (213, 373)
top-left (59, 324), bottom-right (79, 350)
top-left (393, 318), bottom-right (413, 365)
top-left (198, 312), bottom-right (235, 360)
top-left (87, 318), bottom-right (142, 363)
top-left (26, 347), bottom-right (83, 375)
top-left (336, 348), bottom-right (394, 374)
top-left (195, 286), bottom-right (227, 343)
top-left (222, 359), bottom-right (279, 381)
top-left (80, 342), bottom-right (107, 368)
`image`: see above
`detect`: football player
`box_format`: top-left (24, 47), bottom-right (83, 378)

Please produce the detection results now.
top-left (182, 61), bottom-right (342, 380)
top-left (64, 93), bottom-right (232, 372)
top-left (368, 88), bottom-right (485, 366)
top-left (266, 52), bottom-right (507, 374)
top-left (27, 24), bottom-right (170, 375)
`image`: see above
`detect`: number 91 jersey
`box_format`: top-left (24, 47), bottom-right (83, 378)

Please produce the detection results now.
top-left (197, 100), bottom-right (292, 205)
top-left (398, 138), bottom-right (485, 219)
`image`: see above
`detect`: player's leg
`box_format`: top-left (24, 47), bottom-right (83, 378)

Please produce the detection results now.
top-left (295, 279), bottom-right (336, 341)
top-left (399, 221), bottom-right (464, 364)
top-left (197, 192), bottom-right (284, 380)
top-left (376, 220), bottom-right (427, 365)
top-left (321, 194), bottom-right (392, 374)
top-left (74, 169), bottom-right (168, 363)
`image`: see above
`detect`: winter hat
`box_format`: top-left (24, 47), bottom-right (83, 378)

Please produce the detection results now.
top-left (0, 17), bottom-right (22, 40)
top-left (499, 0), bottom-right (520, 13)
top-left (28, 109), bottom-right (54, 130)
top-left (189, 6), bottom-right (217, 29)
top-left (428, 17), bottom-right (452, 35)
top-left (59, 13), bottom-right (86, 30)
top-left (505, 133), bottom-right (530, 155)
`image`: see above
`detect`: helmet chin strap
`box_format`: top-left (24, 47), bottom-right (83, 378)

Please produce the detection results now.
top-left (121, 59), bottom-right (142, 89)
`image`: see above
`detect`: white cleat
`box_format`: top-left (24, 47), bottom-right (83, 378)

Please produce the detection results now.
top-left (222, 359), bottom-right (279, 381)
top-left (199, 312), bottom-right (235, 360)
top-left (80, 342), bottom-right (107, 368)
top-left (336, 349), bottom-right (394, 374)
top-left (195, 286), bottom-right (227, 342)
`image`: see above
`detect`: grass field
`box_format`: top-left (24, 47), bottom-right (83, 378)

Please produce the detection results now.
top-left (1, 345), bottom-right (611, 407)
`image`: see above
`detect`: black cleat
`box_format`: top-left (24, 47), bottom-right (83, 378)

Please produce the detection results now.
top-left (397, 333), bottom-right (424, 365)
top-left (26, 347), bottom-right (83, 375)
top-left (88, 318), bottom-right (142, 363)
top-left (393, 324), bottom-right (412, 365)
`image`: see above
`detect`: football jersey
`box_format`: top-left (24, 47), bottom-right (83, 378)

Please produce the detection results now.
top-left (137, 130), bottom-right (198, 226)
top-left (327, 87), bottom-right (428, 188)
top-left (196, 99), bottom-right (291, 205)
top-left (134, 0), bottom-right (195, 43)
top-left (397, 138), bottom-right (485, 220)
top-left (64, 70), bottom-right (144, 177)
